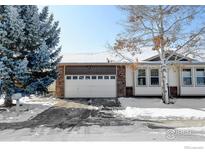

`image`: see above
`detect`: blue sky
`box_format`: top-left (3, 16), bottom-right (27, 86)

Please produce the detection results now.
top-left (40, 5), bottom-right (125, 54)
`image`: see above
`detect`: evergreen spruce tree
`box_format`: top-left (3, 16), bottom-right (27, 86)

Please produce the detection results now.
top-left (0, 5), bottom-right (61, 107)
top-left (0, 6), bottom-right (27, 107)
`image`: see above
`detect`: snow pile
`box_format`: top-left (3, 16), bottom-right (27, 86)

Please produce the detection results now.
top-left (178, 127), bottom-right (205, 132)
top-left (119, 97), bottom-right (205, 108)
top-left (114, 107), bottom-right (205, 120)
top-left (0, 96), bottom-right (56, 123)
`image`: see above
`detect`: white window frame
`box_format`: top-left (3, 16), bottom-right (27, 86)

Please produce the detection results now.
top-left (79, 76), bottom-right (84, 80)
top-left (136, 68), bottom-right (147, 86)
top-left (104, 76), bottom-right (109, 80)
top-left (150, 68), bottom-right (160, 86)
top-left (182, 68), bottom-right (193, 86)
top-left (195, 68), bottom-right (205, 86)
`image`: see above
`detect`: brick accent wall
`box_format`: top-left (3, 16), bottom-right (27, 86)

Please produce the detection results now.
top-left (56, 65), bottom-right (65, 98)
top-left (117, 65), bottom-right (126, 97)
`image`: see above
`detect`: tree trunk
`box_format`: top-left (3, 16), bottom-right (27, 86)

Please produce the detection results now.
top-left (161, 63), bottom-right (169, 104)
top-left (4, 93), bottom-right (14, 107)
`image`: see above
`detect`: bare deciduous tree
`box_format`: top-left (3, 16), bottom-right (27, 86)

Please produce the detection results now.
top-left (112, 5), bottom-right (205, 104)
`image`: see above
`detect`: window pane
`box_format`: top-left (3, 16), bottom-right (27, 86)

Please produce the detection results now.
top-left (110, 76), bottom-right (115, 79)
top-left (183, 69), bottom-right (191, 77)
top-left (151, 69), bottom-right (159, 76)
top-left (196, 69), bottom-right (205, 77)
top-left (79, 76), bottom-right (84, 80)
top-left (197, 77), bottom-right (205, 85)
top-left (138, 77), bottom-right (146, 85)
top-left (66, 76), bottom-right (71, 80)
top-left (73, 76), bottom-right (78, 80)
top-left (92, 76), bottom-right (97, 80)
top-left (104, 76), bottom-right (109, 80)
top-left (98, 76), bottom-right (103, 79)
top-left (138, 69), bottom-right (146, 76)
top-left (151, 77), bottom-right (159, 85)
top-left (183, 77), bottom-right (192, 85)
top-left (85, 76), bottom-right (90, 80)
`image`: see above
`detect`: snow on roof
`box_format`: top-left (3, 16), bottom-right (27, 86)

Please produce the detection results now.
top-left (61, 47), bottom-right (205, 64)
top-left (61, 47), bottom-right (158, 63)
top-left (61, 52), bottom-right (113, 63)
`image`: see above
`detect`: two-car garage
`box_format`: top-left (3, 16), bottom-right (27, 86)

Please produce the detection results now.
top-left (64, 65), bottom-right (117, 98)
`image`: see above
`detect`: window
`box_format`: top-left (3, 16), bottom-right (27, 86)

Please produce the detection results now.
top-left (98, 76), bottom-right (103, 80)
top-left (92, 76), bottom-right (97, 80)
top-left (182, 69), bottom-right (192, 86)
top-left (196, 68), bottom-right (205, 86)
top-left (150, 69), bottom-right (159, 86)
top-left (85, 76), bottom-right (90, 80)
top-left (73, 76), bottom-right (78, 80)
top-left (110, 76), bottom-right (115, 79)
top-left (137, 69), bottom-right (146, 86)
top-left (104, 76), bottom-right (109, 80)
top-left (79, 76), bottom-right (84, 80)
top-left (66, 76), bottom-right (71, 80)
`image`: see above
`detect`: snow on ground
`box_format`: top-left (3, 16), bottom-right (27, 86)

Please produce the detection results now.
top-left (114, 107), bottom-right (205, 120)
top-left (178, 126), bottom-right (205, 132)
top-left (1, 123), bottom-right (205, 141)
top-left (0, 96), bottom-right (99, 123)
top-left (0, 124), bottom-right (200, 141)
top-left (115, 97), bottom-right (205, 120)
top-left (0, 125), bottom-right (165, 141)
top-left (119, 97), bottom-right (205, 109)
top-left (0, 96), bottom-right (56, 123)
top-left (1, 97), bottom-right (205, 141)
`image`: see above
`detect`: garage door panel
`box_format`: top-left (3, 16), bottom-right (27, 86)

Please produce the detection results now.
top-left (65, 75), bottom-right (116, 98)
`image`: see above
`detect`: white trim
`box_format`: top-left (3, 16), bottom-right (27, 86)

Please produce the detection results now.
top-left (195, 67), bottom-right (205, 87)
top-left (181, 68), bottom-right (194, 87)
top-left (136, 68), bottom-right (147, 87)
top-left (149, 68), bottom-right (160, 87)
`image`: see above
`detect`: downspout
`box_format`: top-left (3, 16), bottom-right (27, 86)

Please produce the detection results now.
top-left (178, 65), bottom-right (181, 97)
top-left (116, 65), bottom-right (118, 98)
top-left (63, 65), bottom-right (66, 98)
top-left (132, 65), bottom-right (135, 96)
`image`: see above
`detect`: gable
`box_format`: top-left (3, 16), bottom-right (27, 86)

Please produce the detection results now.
top-left (144, 53), bottom-right (194, 62)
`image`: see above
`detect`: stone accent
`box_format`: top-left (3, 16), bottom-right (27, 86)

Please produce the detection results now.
top-left (56, 65), bottom-right (65, 98)
top-left (117, 65), bottom-right (126, 97)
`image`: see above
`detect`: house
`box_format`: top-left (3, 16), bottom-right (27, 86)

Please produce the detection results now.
top-left (55, 52), bottom-right (205, 98)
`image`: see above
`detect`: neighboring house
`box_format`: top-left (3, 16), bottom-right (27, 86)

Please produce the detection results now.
top-left (55, 53), bottom-right (205, 98)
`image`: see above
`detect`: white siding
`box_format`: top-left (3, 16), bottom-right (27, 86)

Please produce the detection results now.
top-left (134, 65), bottom-right (161, 96)
top-left (131, 64), bottom-right (205, 96)
top-left (168, 65), bottom-right (179, 87)
top-left (135, 87), bottom-right (161, 96)
top-left (126, 65), bottom-right (133, 87)
top-left (181, 87), bottom-right (205, 96)
top-left (180, 65), bottom-right (205, 96)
